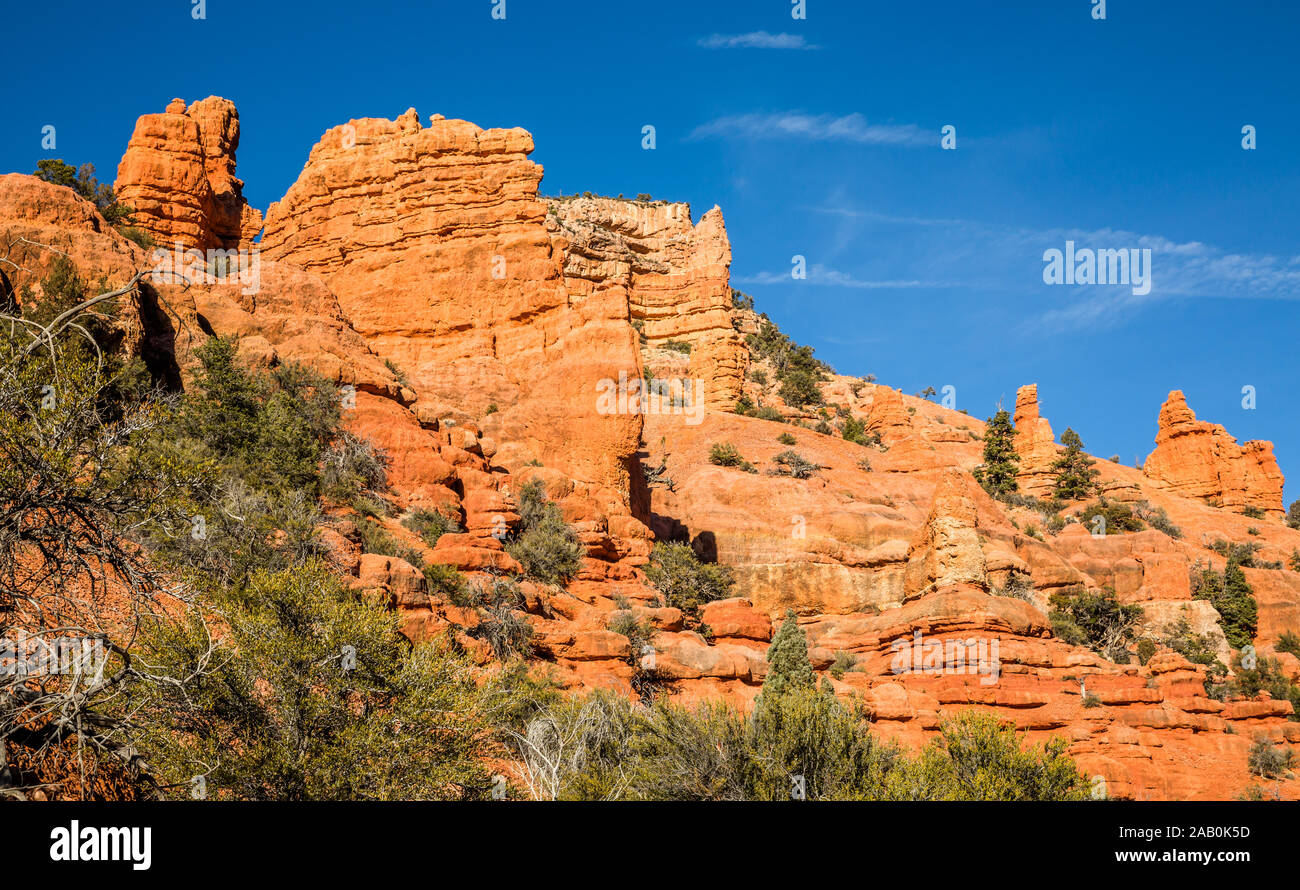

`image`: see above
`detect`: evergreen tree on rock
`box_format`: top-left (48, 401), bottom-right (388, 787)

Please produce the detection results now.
top-left (1051, 427), bottom-right (1100, 500)
top-left (973, 409), bottom-right (1019, 497)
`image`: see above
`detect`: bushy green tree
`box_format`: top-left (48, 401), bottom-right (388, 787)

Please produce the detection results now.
top-left (1048, 586), bottom-right (1142, 661)
top-left (772, 449), bottom-right (819, 479)
top-left (34, 159), bottom-right (134, 226)
top-left (133, 560), bottom-right (506, 799)
top-left (973, 409), bottom-right (1019, 497)
top-left (881, 712), bottom-right (1089, 801)
top-left (764, 610), bottom-right (815, 698)
top-left (642, 541), bottom-right (733, 616)
top-left (745, 321), bottom-right (828, 408)
top-left (778, 367), bottom-right (822, 408)
top-left (1248, 736), bottom-right (1294, 778)
top-left (840, 415), bottom-right (868, 445)
top-left (1223, 654), bottom-right (1300, 721)
top-left (168, 337), bottom-right (340, 496)
top-left (1192, 557), bottom-right (1258, 650)
top-left (1051, 427), bottom-right (1099, 500)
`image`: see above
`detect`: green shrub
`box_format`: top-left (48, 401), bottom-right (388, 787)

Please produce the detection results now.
top-left (1248, 736), bottom-right (1294, 778)
top-left (1136, 638), bottom-right (1157, 665)
top-left (744, 321), bottom-right (828, 409)
top-left (508, 688), bottom-right (1088, 801)
top-left (383, 358), bottom-right (411, 387)
top-left (1223, 655), bottom-right (1300, 722)
top-left (643, 542), bottom-right (733, 617)
top-left (1134, 501), bottom-right (1181, 538)
top-left (994, 572), bottom-right (1035, 602)
top-left (777, 432), bottom-right (797, 446)
top-left (352, 495), bottom-right (389, 519)
top-left (1156, 618), bottom-right (1227, 680)
top-left (1277, 630), bottom-right (1300, 659)
top-left (467, 576), bottom-right (534, 660)
top-left (1077, 499), bottom-right (1145, 534)
top-left (609, 610), bottom-right (656, 655)
top-left (840, 415), bottom-right (869, 445)
top-left (118, 226), bottom-right (153, 249)
top-left (424, 563), bottom-right (472, 605)
top-left (881, 711), bottom-right (1089, 801)
top-left (764, 611), bottom-right (815, 697)
top-left (778, 368), bottom-right (822, 408)
top-left (754, 406), bottom-right (786, 423)
top-left (321, 431), bottom-right (389, 502)
top-left (402, 507), bottom-right (462, 548)
top-left (34, 159), bottom-right (135, 226)
top-left (175, 337), bottom-right (342, 496)
top-left (709, 442), bottom-right (746, 467)
top-left (829, 651), bottom-right (859, 680)
top-left (1209, 539), bottom-right (1263, 567)
top-left (772, 450), bottom-right (820, 479)
top-left (357, 517), bottom-right (425, 568)
top-left (506, 479), bottom-right (582, 585)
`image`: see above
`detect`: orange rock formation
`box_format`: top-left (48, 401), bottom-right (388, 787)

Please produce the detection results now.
top-left (1143, 390), bottom-right (1285, 519)
top-left (1013, 383), bottom-right (1059, 498)
top-left (115, 97), bottom-right (262, 251)
top-left (547, 195), bottom-right (747, 408)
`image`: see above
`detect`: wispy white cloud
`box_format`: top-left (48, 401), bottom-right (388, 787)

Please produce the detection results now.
top-left (735, 265), bottom-right (942, 290)
top-left (697, 32), bottom-right (819, 50)
top-left (688, 112), bottom-right (930, 147)
top-left (752, 203), bottom-right (1300, 333)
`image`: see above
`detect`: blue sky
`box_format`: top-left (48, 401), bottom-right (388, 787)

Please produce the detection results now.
top-left (4, 0), bottom-right (1298, 503)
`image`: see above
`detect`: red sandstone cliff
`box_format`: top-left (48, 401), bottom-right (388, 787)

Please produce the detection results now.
top-left (547, 194), bottom-right (747, 408)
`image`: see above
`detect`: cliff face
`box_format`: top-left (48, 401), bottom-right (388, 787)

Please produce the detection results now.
top-left (6, 96), bottom-right (1299, 801)
top-left (115, 97), bottom-right (262, 251)
top-left (547, 195), bottom-right (747, 408)
top-left (259, 110), bottom-right (642, 495)
top-left (1144, 390), bottom-right (1286, 519)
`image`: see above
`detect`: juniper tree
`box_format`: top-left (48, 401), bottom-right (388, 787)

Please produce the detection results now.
top-left (973, 409), bottom-right (1019, 497)
top-left (33, 160), bottom-right (134, 226)
top-left (763, 610), bottom-right (815, 697)
top-left (1192, 556), bottom-right (1259, 651)
top-left (134, 560), bottom-right (509, 800)
top-left (1051, 427), bottom-right (1100, 500)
